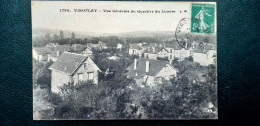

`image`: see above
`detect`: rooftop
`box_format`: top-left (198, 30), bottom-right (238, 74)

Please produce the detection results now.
top-left (143, 47), bottom-right (167, 54)
top-left (130, 44), bottom-right (142, 50)
top-left (126, 58), bottom-right (177, 78)
top-left (193, 44), bottom-right (214, 54)
top-left (33, 47), bottom-right (52, 55)
top-left (49, 52), bottom-right (88, 75)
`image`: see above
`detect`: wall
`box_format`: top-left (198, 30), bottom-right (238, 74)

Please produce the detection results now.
top-left (51, 70), bottom-right (71, 93)
top-left (155, 64), bottom-right (177, 80)
top-left (72, 58), bottom-right (99, 85)
top-left (157, 48), bottom-right (168, 58)
top-left (129, 49), bottom-right (143, 56)
top-left (82, 48), bottom-right (92, 56)
top-left (192, 53), bottom-right (209, 66)
top-left (144, 53), bottom-right (157, 59)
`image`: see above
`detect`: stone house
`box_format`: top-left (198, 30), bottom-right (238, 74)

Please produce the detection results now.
top-left (49, 52), bottom-right (101, 93)
top-left (126, 58), bottom-right (178, 86)
top-left (33, 47), bottom-right (52, 62)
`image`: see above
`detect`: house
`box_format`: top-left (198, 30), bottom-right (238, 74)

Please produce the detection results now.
top-left (98, 41), bottom-right (107, 50)
top-left (81, 47), bottom-right (93, 58)
top-left (165, 44), bottom-right (191, 61)
top-left (149, 43), bottom-right (158, 47)
top-left (33, 47), bottom-right (52, 62)
top-left (143, 47), bottom-right (169, 60)
top-left (129, 44), bottom-right (143, 56)
top-left (79, 45), bottom-right (94, 59)
top-left (71, 44), bottom-right (84, 52)
top-left (192, 44), bottom-right (216, 66)
top-left (86, 41), bottom-right (107, 50)
top-left (45, 43), bottom-right (57, 49)
top-left (86, 43), bottom-right (100, 50)
top-left (117, 43), bottom-right (123, 50)
top-left (50, 45), bottom-right (72, 62)
top-left (126, 58), bottom-right (178, 86)
top-left (49, 52), bottom-right (101, 93)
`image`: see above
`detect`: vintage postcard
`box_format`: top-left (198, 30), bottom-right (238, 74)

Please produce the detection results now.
top-left (32, 1), bottom-right (217, 120)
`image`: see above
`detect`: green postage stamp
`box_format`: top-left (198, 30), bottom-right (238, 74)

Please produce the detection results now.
top-left (191, 3), bottom-right (215, 34)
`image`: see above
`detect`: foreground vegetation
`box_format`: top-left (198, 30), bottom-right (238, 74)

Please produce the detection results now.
top-left (33, 57), bottom-right (217, 119)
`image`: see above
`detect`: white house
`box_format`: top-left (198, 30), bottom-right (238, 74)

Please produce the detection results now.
top-left (98, 41), bottom-right (108, 50)
top-left (81, 47), bottom-right (93, 56)
top-left (49, 52), bottom-right (101, 93)
top-left (129, 44), bottom-right (143, 56)
top-left (117, 43), bottom-right (123, 50)
top-left (45, 43), bottom-right (57, 49)
top-left (165, 44), bottom-right (191, 61)
top-left (126, 58), bottom-right (178, 86)
top-left (33, 47), bottom-right (52, 62)
top-left (192, 45), bottom-right (216, 66)
top-left (143, 47), bottom-right (168, 60)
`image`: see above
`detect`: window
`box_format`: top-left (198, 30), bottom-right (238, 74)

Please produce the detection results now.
top-left (84, 63), bottom-right (88, 69)
top-left (78, 73), bottom-right (83, 81)
top-left (88, 72), bottom-right (94, 80)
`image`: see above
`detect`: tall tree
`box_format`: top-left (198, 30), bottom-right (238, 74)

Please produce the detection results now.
top-left (59, 31), bottom-right (64, 39)
top-left (71, 32), bottom-right (76, 45)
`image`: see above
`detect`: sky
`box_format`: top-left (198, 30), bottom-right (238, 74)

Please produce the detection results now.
top-left (32, 1), bottom-right (191, 34)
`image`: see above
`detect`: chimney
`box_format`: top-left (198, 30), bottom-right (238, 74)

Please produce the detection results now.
top-left (134, 58), bottom-right (137, 70)
top-left (169, 59), bottom-right (173, 65)
top-left (152, 47), bottom-right (155, 52)
top-left (146, 60), bottom-right (150, 72)
top-left (57, 50), bottom-right (59, 57)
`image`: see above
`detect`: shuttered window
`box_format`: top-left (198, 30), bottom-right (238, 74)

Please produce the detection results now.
top-left (88, 72), bottom-right (94, 80)
top-left (78, 73), bottom-right (83, 81)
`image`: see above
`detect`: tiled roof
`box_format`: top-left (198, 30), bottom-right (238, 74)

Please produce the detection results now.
top-left (193, 44), bottom-right (213, 54)
top-left (71, 45), bottom-right (87, 53)
top-left (130, 44), bottom-right (142, 49)
top-left (49, 52), bottom-right (87, 75)
top-left (50, 45), bottom-right (72, 58)
top-left (164, 43), bottom-right (182, 50)
top-left (143, 47), bottom-right (167, 54)
top-left (33, 47), bottom-right (52, 55)
top-left (126, 58), bottom-right (177, 78)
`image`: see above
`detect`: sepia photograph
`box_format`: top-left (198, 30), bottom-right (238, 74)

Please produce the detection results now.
top-left (32, 1), bottom-right (217, 120)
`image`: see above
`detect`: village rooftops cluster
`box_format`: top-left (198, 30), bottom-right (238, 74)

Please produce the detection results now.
top-left (126, 58), bottom-right (178, 78)
top-left (129, 42), bottom-right (216, 66)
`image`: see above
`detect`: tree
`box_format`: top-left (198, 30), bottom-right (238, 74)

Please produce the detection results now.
top-left (71, 32), bottom-right (76, 45)
top-left (34, 60), bottom-right (53, 89)
top-left (60, 31), bottom-right (64, 39)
